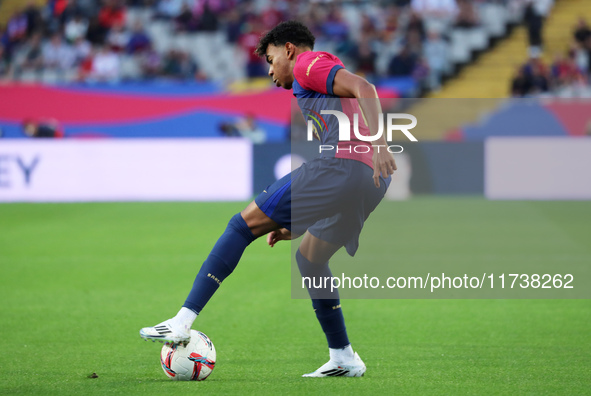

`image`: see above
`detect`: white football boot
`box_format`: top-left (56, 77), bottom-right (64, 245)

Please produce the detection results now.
top-left (302, 352), bottom-right (366, 377)
top-left (139, 318), bottom-right (191, 344)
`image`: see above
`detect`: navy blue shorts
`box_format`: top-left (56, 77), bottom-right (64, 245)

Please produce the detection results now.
top-left (255, 157), bottom-right (390, 256)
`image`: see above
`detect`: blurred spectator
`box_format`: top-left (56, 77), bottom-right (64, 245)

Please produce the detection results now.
top-left (155, 0), bottom-right (189, 19)
top-left (127, 21), bottom-right (152, 54)
top-left (381, 10), bottom-right (399, 43)
top-left (86, 17), bottom-right (108, 45)
top-left (219, 114), bottom-right (266, 144)
top-left (411, 0), bottom-right (458, 33)
top-left (406, 28), bottom-right (423, 58)
top-left (161, 49), bottom-right (202, 80)
top-left (570, 43), bottom-right (590, 75)
top-left (411, 0), bottom-right (458, 18)
top-left (196, 1), bottom-right (220, 32)
top-left (65, 14), bottom-right (89, 42)
top-left (360, 14), bottom-right (380, 42)
top-left (0, 44), bottom-right (10, 77)
top-left (219, 121), bottom-right (239, 137)
top-left (6, 9), bottom-right (29, 46)
top-left (574, 18), bottom-right (591, 46)
top-left (89, 45), bottom-right (120, 82)
top-left (301, 3), bottom-right (325, 40)
top-left (14, 33), bottom-right (44, 78)
top-left (551, 51), bottom-right (586, 88)
top-left (128, 0), bottom-right (155, 5)
top-left (322, 6), bottom-right (349, 43)
top-left (76, 0), bottom-right (100, 18)
top-left (239, 18), bottom-right (266, 78)
top-left (236, 113), bottom-right (266, 144)
top-left (77, 47), bottom-right (94, 80)
top-left (59, 0), bottom-right (83, 27)
top-left (584, 36), bottom-right (591, 76)
top-left (72, 36), bottom-right (92, 64)
top-left (521, 57), bottom-right (550, 95)
top-left (511, 67), bottom-right (531, 97)
top-left (355, 37), bottom-right (377, 79)
top-left (529, 66), bottom-right (549, 94)
top-left (455, 0), bottom-right (479, 29)
top-left (139, 45), bottom-right (162, 79)
top-left (4, 0), bottom-right (575, 98)
top-left (406, 12), bottom-right (426, 42)
top-left (224, 8), bottom-right (243, 43)
top-left (423, 30), bottom-right (449, 90)
top-left (175, 3), bottom-right (197, 32)
top-left (192, 0), bottom-right (226, 17)
top-left (23, 118), bottom-right (64, 138)
top-left (42, 33), bottom-right (75, 72)
top-left (23, 1), bottom-right (44, 37)
top-left (261, 1), bottom-right (285, 30)
top-left (388, 46), bottom-right (417, 76)
top-left (106, 22), bottom-right (129, 52)
top-left (51, 0), bottom-right (70, 18)
top-left (523, 0), bottom-right (553, 55)
top-left (412, 56), bottom-right (430, 90)
top-left (98, 0), bottom-right (126, 30)
top-left (511, 16), bottom-right (591, 98)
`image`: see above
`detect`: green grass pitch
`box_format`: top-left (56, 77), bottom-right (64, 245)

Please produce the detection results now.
top-left (0, 198), bottom-right (589, 395)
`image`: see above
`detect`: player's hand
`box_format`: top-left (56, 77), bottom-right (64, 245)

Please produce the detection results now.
top-left (372, 148), bottom-right (397, 188)
top-left (267, 228), bottom-right (292, 247)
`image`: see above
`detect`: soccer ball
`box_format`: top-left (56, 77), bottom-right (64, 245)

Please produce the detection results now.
top-left (160, 330), bottom-right (216, 381)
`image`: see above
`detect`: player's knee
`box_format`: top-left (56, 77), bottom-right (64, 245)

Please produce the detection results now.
top-left (240, 203), bottom-right (279, 237)
top-left (299, 236), bottom-right (339, 264)
top-left (228, 213), bottom-right (256, 242)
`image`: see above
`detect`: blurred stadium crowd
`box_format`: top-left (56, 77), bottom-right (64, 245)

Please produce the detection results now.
top-left (511, 5), bottom-right (591, 98)
top-left (0, 0), bottom-right (589, 97)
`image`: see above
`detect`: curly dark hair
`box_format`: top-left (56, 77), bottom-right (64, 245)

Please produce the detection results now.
top-left (255, 20), bottom-right (315, 58)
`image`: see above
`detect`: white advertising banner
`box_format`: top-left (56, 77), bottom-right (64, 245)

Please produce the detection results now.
top-left (485, 137), bottom-right (591, 200)
top-left (0, 139), bottom-right (252, 202)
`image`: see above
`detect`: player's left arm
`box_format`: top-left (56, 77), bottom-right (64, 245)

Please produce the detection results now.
top-left (332, 69), bottom-right (397, 188)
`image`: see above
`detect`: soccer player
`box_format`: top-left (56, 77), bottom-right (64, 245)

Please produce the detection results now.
top-left (140, 20), bottom-right (397, 378)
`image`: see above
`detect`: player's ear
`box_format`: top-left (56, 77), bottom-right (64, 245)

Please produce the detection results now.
top-left (285, 42), bottom-right (296, 60)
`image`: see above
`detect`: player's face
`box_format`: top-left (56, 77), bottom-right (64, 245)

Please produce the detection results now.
top-left (265, 44), bottom-right (295, 90)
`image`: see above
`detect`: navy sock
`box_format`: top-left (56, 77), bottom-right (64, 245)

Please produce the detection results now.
top-left (296, 249), bottom-right (350, 349)
top-left (183, 213), bottom-right (256, 314)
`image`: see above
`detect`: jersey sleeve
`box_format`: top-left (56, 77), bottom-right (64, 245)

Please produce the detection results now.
top-left (293, 53), bottom-right (344, 95)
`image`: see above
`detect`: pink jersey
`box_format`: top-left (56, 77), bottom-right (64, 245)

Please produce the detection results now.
top-left (292, 51), bottom-right (374, 169)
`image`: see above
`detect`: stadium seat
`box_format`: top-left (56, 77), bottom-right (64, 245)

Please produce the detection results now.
top-left (449, 29), bottom-right (471, 64)
top-left (41, 69), bottom-right (61, 84)
top-left (467, 27), bottom-right (489, 52)
top-left (146, 21), bottom-right (171, 53)
top-left (479, 3), bottom-right (507, 38)
top-left (120, 55), bottom-right (141, 80)
top-left (19, 70), bottom-right (40, 83)
top-left (125, 7), bottom-right (152, 28)
top-left (175, 33), bottom-right (194, 54)
top-left (423, 16), bottom-right (453, 35)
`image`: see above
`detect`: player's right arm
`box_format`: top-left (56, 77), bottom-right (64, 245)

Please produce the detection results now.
top-left (294, 53), bottom-right (397, 187)
top-left (332, 69), bottom-right (397, 187)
